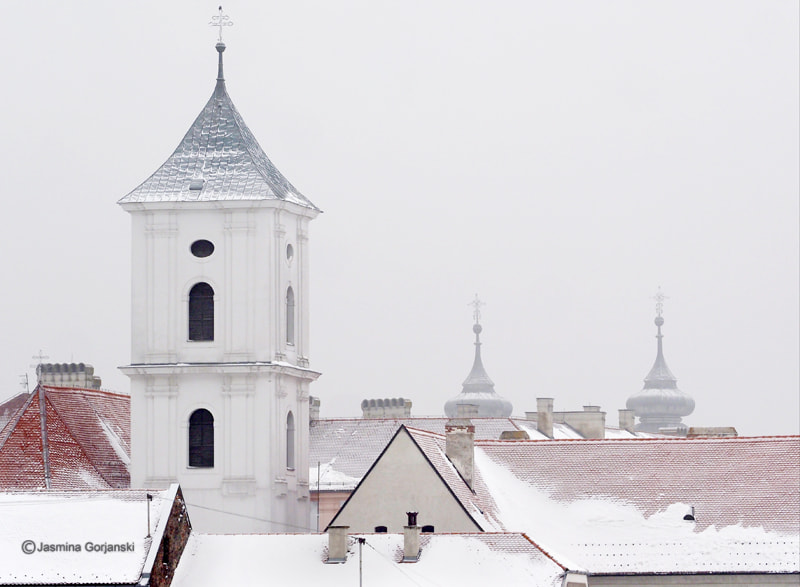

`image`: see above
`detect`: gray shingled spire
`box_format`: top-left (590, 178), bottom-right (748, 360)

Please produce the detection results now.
top-left (119, 41), bottom-right (318, 209)
top-left (444, 305), bottom-right (513, 418)
top-left (626, 311), bottom-right (695, 433)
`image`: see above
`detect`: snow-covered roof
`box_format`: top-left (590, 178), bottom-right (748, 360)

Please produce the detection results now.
top-left (475, 435), bottom-right (800, 574)
top-left (310, 416), bottom-right (617, 491)
top-left (119, 43), bottom-right (318, 211)
top-left (0, 386), bottom-right (130, 490)
top-left (0, 486), bottom-right (176, 585)
top-left (171, 532), bottom-right (566, 586)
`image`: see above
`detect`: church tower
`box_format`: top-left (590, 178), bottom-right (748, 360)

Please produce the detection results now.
top-left (444, 296), bottom-right (513, 418)
top-left (626, 290), bottom-right (694, 434)
top-left (119, 25), bottom-right (320, 532)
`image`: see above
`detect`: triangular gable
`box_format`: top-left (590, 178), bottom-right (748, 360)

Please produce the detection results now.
top-left (327, 425), bottom-right (483, 533)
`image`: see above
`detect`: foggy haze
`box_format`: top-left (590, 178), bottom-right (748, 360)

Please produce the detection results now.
top-left (0, 1), bottom-right (797, 435)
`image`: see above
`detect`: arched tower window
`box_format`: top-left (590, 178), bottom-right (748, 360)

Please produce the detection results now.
top-left (189, 282), bottom-right (214, 341)
top-left (286, 286), bottom-right (295, 345)
top-left (189, 409), bottom-right (214, 467)
top-left (286, 411), bottom-right (295, 470)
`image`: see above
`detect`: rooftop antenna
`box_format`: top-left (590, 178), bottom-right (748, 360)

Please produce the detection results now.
top-left (30, 350), bottom-right (51, 488)
top-left (30, 349), bottom-right (49, 383)
top-left (146, 493), bottom-right (153, 537)
top-left (19, 373), bottom-right (29, 393)
top-left (209, 5), bottom-right (233, 43)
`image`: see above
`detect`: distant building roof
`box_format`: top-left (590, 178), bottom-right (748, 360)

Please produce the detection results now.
top-left (310, 416), bottom-right (638, 491)
top-left (0, 385), bottom-right (130, 490)
top-left (118, 42), bottom-right (318, 211)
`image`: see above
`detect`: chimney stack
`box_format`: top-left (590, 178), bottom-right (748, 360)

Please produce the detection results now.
top-left (309, 396), bottom-right (320, 422)
top-left (326, 526), bottom-right (349, 563)
top-left (403, 512), bottom-right (420, 562)
top-left (537, 398), bottom-right (554, 439)
top-left (445, 405), bottom-right (476, 490)
top-left (618, 409), bottom-right (635, 433)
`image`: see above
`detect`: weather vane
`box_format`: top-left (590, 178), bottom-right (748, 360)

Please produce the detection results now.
top-left (469, 294), bottom-right (485, 324)
top-left (652, 286), bottom-right (669, 317)
top-left (209, 6), bottom-right (234, 43)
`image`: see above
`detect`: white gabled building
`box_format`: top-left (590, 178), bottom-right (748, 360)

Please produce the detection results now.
top-left (119, 37), bottom-right (320, 533)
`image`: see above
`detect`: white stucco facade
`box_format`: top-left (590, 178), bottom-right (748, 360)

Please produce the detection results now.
top-left (329, 428), bottom-right (482, 533)
top-left (121, 201), bottom-right (319, 533)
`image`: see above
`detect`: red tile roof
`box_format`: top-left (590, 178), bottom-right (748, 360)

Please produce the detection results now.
top-left (0, 386), bottom-right (130, 490)
top-left (477, 435), bottom-right (800, 534)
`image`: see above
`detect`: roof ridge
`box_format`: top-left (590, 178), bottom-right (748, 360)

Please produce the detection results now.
top-left (404, 426), bottom-right (445, 439)
top-left (41, 385), bottom-right (129, 399)
top-left (475, 435), bottom-right (800, 445)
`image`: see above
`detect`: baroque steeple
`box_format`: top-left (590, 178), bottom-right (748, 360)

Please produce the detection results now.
top-left (626, 289), bottom-right (695, 433)
top-left (119, 29), bottom-right (318, 210)
top-left (444, 296), bottom-right (513, 418)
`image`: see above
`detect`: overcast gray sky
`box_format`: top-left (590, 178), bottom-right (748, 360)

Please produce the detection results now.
top-left (1, 1), bottom-right (797, 436)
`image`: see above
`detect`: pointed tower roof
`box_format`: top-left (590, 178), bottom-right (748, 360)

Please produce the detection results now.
top-left (626, 292), bottom-right (694, 433)
top-left (444, 297), bottom-right (513, 418)
top-left (119, 42), bottom-right (318, 210)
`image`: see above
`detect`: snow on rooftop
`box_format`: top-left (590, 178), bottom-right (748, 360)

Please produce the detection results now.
top-left (171, 532), bottom-right (565, 586)
top-left (0, 488), bottom-right (171, 585)
top-left (310, 459), bottom-right (362, 492)
top-left (474, 442), bottom-right (800, 574)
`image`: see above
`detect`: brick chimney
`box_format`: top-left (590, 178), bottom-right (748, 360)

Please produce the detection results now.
top-left (403, 512), bottom-right (420, 562)
top-left (445, 405), bottom-right (476, 490)
top-left (326, 526), bottom-right (349, 563)
top-left (537, 397), bottom-right (554, 439)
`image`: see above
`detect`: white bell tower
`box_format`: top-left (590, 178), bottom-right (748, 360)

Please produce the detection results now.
top-left (119, 24), bottom-right (320, 532)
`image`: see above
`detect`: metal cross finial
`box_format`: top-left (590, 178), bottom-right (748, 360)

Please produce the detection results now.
top-left (652, 286), bottom-right (669, 317)
top-left (469, 294), bottom-right (485, 324)
top-left (209, 6), bottom-right (234, 43)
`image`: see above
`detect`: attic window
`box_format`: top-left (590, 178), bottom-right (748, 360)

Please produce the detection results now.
top-left (374, 526), bottom-right (387, 533)
top-left (422, 525), bottom-right (435, 533)
top-left (189, 178), bottom-right (205, 190)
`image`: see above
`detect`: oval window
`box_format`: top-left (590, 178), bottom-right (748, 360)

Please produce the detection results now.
top-left (191, 240), bottom-right (215, 258)
top-left (286, 243), bottom-right (294, 261)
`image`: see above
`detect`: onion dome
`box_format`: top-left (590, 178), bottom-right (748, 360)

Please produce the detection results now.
top-left (626, 309), bottom-right (695, 433)
top-left (444, 300), bottom-right (513, 418)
